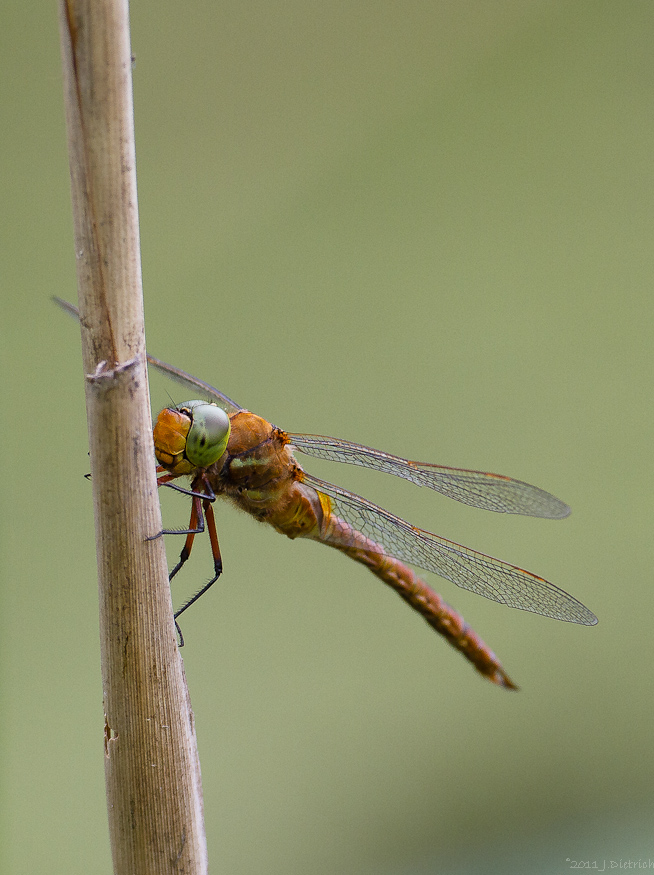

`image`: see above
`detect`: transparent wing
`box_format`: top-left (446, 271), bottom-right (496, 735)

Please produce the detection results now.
top-left (303, 472), bottom-right (596, 625)
top-left (53, 298), bottom-right (243, 414)
top-left (290, 433), bottom-right (569, 519)
top-left (147, 355), bottom-right (243, 414)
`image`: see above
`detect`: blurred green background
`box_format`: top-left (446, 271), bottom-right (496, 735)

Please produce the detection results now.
top-left (2, 2), bottom-right (653, 873)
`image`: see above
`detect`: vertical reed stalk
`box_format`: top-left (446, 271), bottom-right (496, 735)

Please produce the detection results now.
top-left (58, 2), bottom-right (208, 871)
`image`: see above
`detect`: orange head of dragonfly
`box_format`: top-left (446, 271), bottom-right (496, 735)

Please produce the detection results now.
top-left (154, 400), bottom-right (231, 476)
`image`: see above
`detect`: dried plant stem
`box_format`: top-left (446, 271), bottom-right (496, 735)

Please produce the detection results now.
top-left (58, 2), bottom-right (208, 872)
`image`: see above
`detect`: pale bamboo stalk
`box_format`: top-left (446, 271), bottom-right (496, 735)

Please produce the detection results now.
top-left (58, 2), bottom-right (208, 872)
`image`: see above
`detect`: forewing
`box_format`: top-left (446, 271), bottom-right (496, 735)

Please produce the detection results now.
top-left (290, 434), bottom-right (569, 519)
top-left (53, 297), bottom-right (242, 412)
top-left (303, 472), bottom-right (596, 625)
top-left (147, 354), bottom-right (243, 414)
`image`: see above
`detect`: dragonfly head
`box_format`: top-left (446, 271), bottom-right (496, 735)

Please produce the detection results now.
top-left (154, 400), bottom-right (231, 475)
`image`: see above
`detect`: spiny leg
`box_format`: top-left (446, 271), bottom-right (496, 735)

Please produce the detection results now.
top-left (150, 480), bottom-right (205, 646)
top-left (151, 471), bottom-right (222, 643)
top-left (168, 492), bottom-right (204, 582)
top-left (166, 474), bottom-right (217, 583)
top-left (149, 472), bottom-right (216, 570)
top-left (160, 478), bottom-right (217, 502)
top-left (174, 499), bottom-right (222, 622)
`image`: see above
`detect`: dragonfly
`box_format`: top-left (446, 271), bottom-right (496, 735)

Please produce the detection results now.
top-left (147, 354), bottom-right (597, 691)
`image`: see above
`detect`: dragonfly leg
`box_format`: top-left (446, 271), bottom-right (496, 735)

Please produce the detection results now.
top-left (170, 494), bottom-right (208, 649)
top-left (145, 491), bottom-right (206, 544)
top-left (165, 474), bottom-right (217, 578)
top-left (161, 480), bottom-right (217, 502)
top-left (174, 500), bottom-right (222, 625)
top-left (151, 471), bottom-right (222, 644)
top-left (168, 493), bottom-right (204, 581)
top-left (149, 472), bottom-right (216, 541)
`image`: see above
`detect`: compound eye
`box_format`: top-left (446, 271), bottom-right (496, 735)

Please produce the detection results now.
top-left (184, 402), bottom-right (231, 468)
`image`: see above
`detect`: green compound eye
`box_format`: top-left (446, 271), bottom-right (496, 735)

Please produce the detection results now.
top-left (180, 401), bottom-right (231, 468)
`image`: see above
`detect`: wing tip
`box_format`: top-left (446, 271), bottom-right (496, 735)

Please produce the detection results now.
top-left (553, 501), bottom-right (572, 520)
